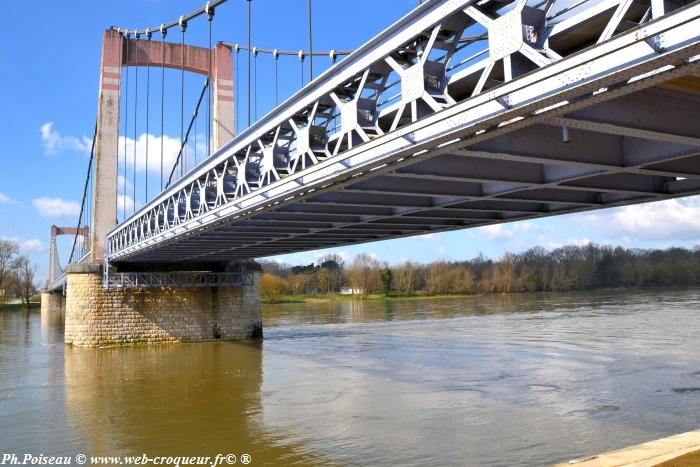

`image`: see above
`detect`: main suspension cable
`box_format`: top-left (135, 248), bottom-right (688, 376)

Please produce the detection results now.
top-left (224, 41), bottom-right (353, 57)
top-left (110, 0), bottom-right (228, 36)
top-left (166, 80), bottom-right (209, 188)
top-left (68, 122), bottom-right (97, 264)
top-left (222, 43), bottom-right (351, 58)
top-left (194, 108), bottom-right (198, 164)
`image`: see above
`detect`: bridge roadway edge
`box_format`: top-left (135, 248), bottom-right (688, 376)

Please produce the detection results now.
top-left (61, 263), bottom-right (262, 347)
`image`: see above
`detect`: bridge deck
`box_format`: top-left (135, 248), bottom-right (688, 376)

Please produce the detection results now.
top-left (107, 0), bottom-right (700, 266)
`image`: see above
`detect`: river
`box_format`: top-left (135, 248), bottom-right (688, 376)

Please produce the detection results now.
top-left (1, 288), bottom-right (700, 466)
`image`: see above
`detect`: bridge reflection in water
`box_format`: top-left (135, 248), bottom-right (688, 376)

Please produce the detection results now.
top-left (63, 342), bottom-right (327, 465)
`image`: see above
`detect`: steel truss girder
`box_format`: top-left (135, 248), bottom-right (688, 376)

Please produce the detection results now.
top-left (107, 0), bottom-right (700, 263)
top-left (104, 271), bottom-right (253, 289)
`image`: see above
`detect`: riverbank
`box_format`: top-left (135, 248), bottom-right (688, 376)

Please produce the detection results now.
top-left (555, 428), bottom-right (700, 466)
top-left (261, 285), bottom-right (700, 304)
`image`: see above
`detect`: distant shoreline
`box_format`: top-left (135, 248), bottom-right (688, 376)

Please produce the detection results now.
top-left (261, 285), bottom-right (699, 304)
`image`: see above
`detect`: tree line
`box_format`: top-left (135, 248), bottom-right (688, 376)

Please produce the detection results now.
top-left (0, 239), bottom-right (38, 305)
top-left (259, 244), bottom-right (700, 299)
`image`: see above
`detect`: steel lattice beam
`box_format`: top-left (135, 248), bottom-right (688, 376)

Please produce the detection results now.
top-left (105, 0), bottom-right (700, 265)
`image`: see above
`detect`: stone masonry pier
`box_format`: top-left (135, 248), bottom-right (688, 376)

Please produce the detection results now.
top-left (41, 291), bottom-right (66, 315)
top-left (63, 263), bottom-right (262, 348)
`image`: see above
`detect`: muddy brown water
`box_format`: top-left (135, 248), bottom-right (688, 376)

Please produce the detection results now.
top-left (1, 289), bottom-right (700, 466)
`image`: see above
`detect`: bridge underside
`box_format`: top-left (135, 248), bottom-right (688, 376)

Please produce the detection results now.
top-left (114, 80), bottom-right (700, 266)
top-left (106, 0), bottom-right (700, 268)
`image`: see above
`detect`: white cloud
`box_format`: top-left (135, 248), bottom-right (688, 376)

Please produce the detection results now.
top-left (32, 197), bottom-right (80, 218)
top-left (117, 175), bottom-right (133, 193)
top-left (416, 233), bottom-right (443, 242)
top-left (1, 237), bottom-right (48, 253)
top-left (118, 133), bottom-right (205, 175)
top-left (40, 122), bottom-right (91, 155)
top-left (478, 224), bottom-right (513, 242)
top-left (538, 235), bottom-right (591, 250)
top-left (514, 222), bottom-right (537, 233)
top-left (580, 196), bottom-right (700, 242)
top-left (0, 193), bottom-right (13, 204)
top-left (117, 195), bottom-right (137, 215)
top-left (437, 246), bottom-right (448, 256)
top-left (19, 239), bottom-right (48, 253)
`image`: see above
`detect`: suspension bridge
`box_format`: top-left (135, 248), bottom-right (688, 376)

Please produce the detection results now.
top-left (43, 0), bottom-right (700, 346)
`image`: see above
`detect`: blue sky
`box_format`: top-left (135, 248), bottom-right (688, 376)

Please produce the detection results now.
top-left (0, 0), bottom-right (698, 283)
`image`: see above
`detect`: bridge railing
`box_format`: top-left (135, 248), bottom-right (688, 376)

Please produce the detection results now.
top-left (106, 0), bottom-right (698, 261)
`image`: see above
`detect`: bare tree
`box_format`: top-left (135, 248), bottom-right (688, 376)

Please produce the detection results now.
top-left (393, 260), bottom-right (418, 296)
top-left (318, 253), bottom-right (344, 293)
top-left (0, 239), bottom-right (20, 297)
top-left (13, 255), bottom-right (37, 306)
top-left (346, 253), bottom-right (380, 297)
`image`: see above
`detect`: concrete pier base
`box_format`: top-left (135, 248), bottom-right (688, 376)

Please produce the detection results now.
top-left (555, 428), bottom-right (700, 466)
top-left (64, 264), bottom-right (262, 347)
top-left (41, 292), bottom-right (66, 315)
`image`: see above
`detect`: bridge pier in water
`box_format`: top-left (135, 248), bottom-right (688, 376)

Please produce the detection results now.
top-left (40, 292), bottom-right (65, 315)
top-left (50, 29), bottom-right (257, 348)
top-left (63, 263), bottom-right (262, 347)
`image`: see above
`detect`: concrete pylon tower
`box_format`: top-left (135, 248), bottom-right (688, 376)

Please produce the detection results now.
top-left (48, 225), bottom-right (59, 288)
top-left (91, 30), bottom-right (122, 263)
top-left (90, 30), bottom-right (235, 262)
